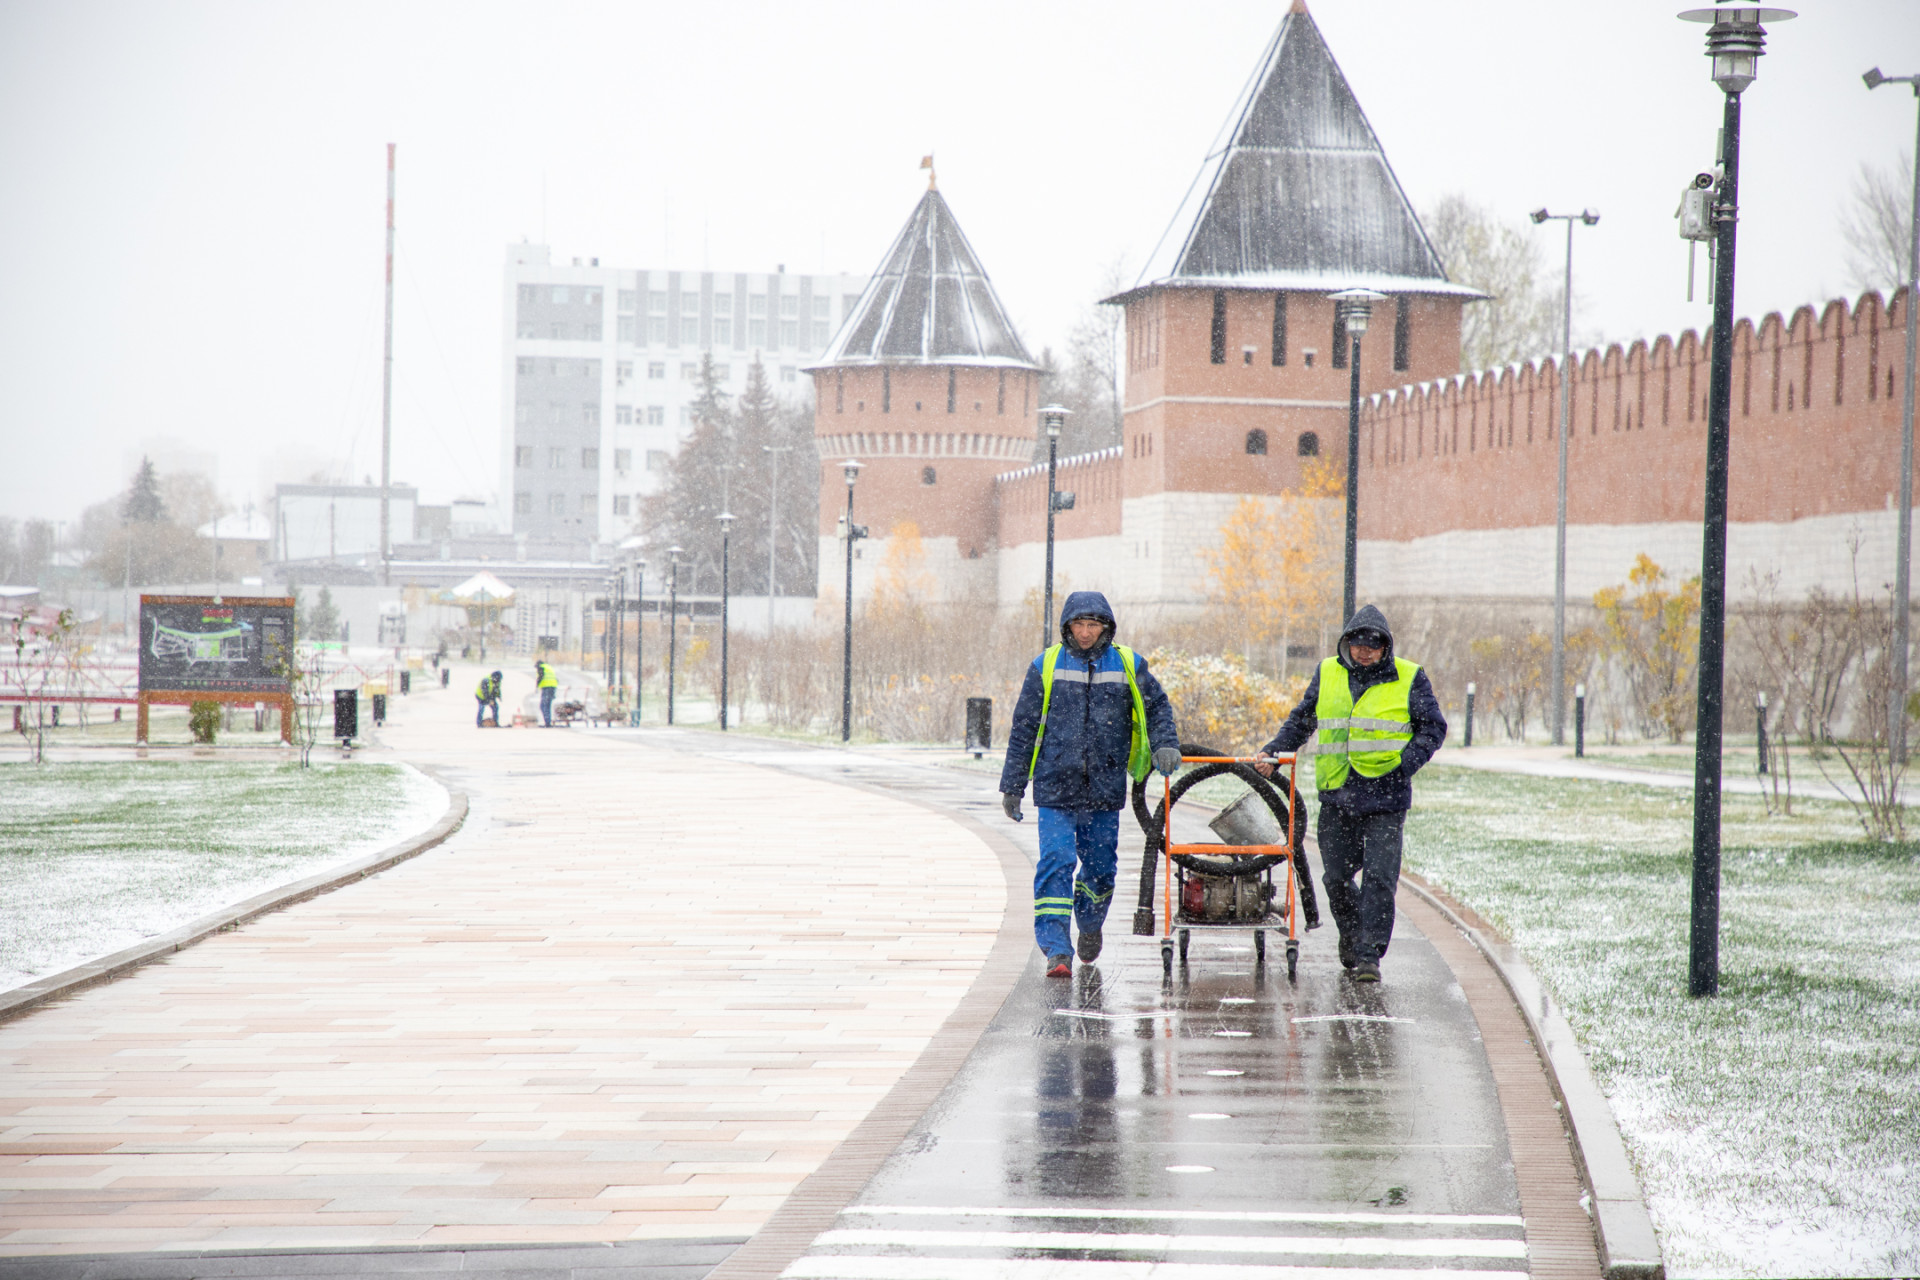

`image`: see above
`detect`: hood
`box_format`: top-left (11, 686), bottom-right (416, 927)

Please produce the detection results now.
top-left (1336, 604), bottom-right (1395, 671)
top-left (1058, 590), bottom-right (1117, 653)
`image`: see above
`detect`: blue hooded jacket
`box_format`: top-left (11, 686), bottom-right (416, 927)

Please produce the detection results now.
top-left (1000, 590), bottom-right (1180, 812)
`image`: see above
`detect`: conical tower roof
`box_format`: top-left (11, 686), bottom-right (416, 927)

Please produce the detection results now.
top-left (1127, 4), bottom-right (1478, 300)
top-left (813, 188), bottom-right (1037, 369)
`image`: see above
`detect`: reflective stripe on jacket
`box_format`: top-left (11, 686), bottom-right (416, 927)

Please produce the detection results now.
top-left (1029, 643), bottom-right (1152, 783)
top-left (1314, 656), bottom-right (1418, 791)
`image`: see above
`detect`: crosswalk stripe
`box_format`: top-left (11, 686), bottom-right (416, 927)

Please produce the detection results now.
top-left (784, 1259), bottom-right (1525, 1280)
top-left (812, 1229), bottom-right (1526, 1260)
top-left (844, 1205), bottom-right (1525, 1229)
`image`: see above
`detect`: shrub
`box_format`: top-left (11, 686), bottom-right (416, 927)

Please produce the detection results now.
top-left (1148, 649), bottom-right (1304, 756)
top-left (189, 701), bottom-right (220, 744)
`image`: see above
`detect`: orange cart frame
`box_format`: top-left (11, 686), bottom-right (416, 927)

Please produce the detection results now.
top-left (1159, 752), bottom-right (1302, 980)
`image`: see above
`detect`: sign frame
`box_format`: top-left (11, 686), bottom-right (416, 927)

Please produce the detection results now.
top-left (136, 594), bottom-right (297, 744)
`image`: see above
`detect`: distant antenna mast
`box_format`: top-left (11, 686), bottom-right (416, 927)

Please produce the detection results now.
top-left (379, 143), bottom-right (396, 588)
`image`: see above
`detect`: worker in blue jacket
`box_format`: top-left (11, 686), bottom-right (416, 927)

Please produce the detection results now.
top-left (1001, 591), bottom-right (1182, 976)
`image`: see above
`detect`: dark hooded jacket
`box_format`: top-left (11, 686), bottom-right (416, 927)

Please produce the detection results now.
top-left (1262, 605), bottom-right (1447, 816)
top-left (1000, 590), bottom-right (1180, 812)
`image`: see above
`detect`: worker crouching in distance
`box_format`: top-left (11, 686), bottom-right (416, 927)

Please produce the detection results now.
top-left (1001, 591), bottom-right (1181, 977)
top-left (475, 671), bottom-right (503, 728)
top-left (1257, 605), bottom-right (1445, 983)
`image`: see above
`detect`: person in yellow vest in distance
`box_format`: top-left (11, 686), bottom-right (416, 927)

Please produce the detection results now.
top-left (475, 671), bottom-right (503, 728)
top-left (1255, 605), bottom-right (1446, 984)
top-left (535, 657), bottom-right (560, 727)
top-left (1001, 591), bottom-right (1183, 978)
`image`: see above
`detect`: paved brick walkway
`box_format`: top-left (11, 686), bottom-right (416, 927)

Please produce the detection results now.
top-left (0, 671), bottom-right (1008, 1255)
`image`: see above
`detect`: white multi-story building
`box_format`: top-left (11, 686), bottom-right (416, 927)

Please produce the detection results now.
top-left (501, 243), bottom-right (866, 548)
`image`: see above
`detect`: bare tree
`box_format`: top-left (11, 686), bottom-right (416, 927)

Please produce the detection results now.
top-left (1424, 194), bottom-right (1564, 372)
top-left (1037, 257), bottom-right (1130, 458)
top-left (1840, 153), bottom-right (1915, 297)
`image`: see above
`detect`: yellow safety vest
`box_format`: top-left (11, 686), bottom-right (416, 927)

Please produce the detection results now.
top-left (537, 662), bottom-right (558, 689)
top-left (1029, 644), bottom-right (1152, 783)
top-left (1314, 656), bottom-right (1418, 791)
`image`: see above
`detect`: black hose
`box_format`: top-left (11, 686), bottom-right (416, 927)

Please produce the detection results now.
top-left (1129, 742), bottom-right (1320, 935)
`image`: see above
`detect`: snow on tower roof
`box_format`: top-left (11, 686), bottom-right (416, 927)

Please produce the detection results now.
top-left (811, 188), bottom-right (1038, 370)
top-left (1117, 5), bottom-right (1481, 303)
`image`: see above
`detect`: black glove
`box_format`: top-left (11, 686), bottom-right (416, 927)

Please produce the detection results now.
top-left (1153, 746), bottom-right (1183, 777)
top-left (1001, 792), bottom-right (1024, 822)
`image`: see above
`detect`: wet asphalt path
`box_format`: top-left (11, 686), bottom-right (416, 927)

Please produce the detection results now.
top-left (639, 733), bottom-right (1528, 1280)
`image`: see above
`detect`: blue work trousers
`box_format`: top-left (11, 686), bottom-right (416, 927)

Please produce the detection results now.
top-left (540, 687), bottom-right (555, 726)
top-left (1318, 805), bottom-right (1406, 962)
top-left (1034, 807), bottom-right (1119, 958)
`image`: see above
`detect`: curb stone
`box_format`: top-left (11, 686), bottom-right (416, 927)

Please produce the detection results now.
top-left (1402, 870), bottom-right (1665, 1280)
top-left (0, 765), bottom-right (469, 1026)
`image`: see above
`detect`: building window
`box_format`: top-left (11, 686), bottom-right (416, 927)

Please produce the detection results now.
top-left (1246, 429), bottom-right (1268, 456)
top-left (649, 291), bottom-right (667, 313)
top-left (947, 367), bottom-right (957, 413)
top-left (1297, 431), bottom-right (1319, 457)
top-left (551, 286), bottom-right (569, 304)
top-left (681, 362), bottom-right (699, 379)
top-left (646, 450), bottom-right (669, 472)
top-left (615, 405), bottom-right (633, 425)
top-left (749, 319), bottom-right (767, 346)
top-left (922, 466), bottom-right (937, 485)
top-left (649, 317), bottom-right (667, 343)
top-left (517, 323), bottom-right (536, 339)
top-left (883, 368), bottom-right (891, 412)
top-left (1272, 294), bottom-right (1287, 366)
top-left (713, 318), bottom-right (731, 345)
top-left (780, 296), bottom-right (799, 317)
top-left (582, 403), bottom-right (600, 426)
top-left (781, 366), bottom-right (796, 383)
top-left (616, 361), bottom-right (633, 382)
top-left (646, 405), bottom-right (664, 425)
top-left (550, 322), bottom-right (567, 339)
top-left (518, 284), bottom-right (537, 307)
top-left (1393, 295), bottom-right (1411, 372)
top-left (580, 494), bottom-right (596, 514)
top-left (680, 406), bottom-right (693, 426)
top-left (1332, 310), bottom-right (1349, 369)
top-left (1210, 290), bottom-right (1227, 364)
top-left (836, 369), bottom-right (845, 412)
top-left (680, 318), bottom-right (699, 345)
top-left (584, 323), bottom-right (602, 340)
top-left (713, 294), bottom-right (732, 316)
top-left (515, 404), bottom-right (531, 424)
top-left (548, 447), bottom-right (566, 468)
top-left (812, 321), bottom-right (830, 347)
top-left (618, 289), bottom-right (636, 312)
top-left (617, 317), bottom-right (635, 342)
top-left (517, 357), bottom-right (535, 376)
top-left (515, 446), bottom-right (534, 468)
top-left (582, 287), bottom-right (601, 307)
top-left (548, 493), bottom-right (566, 515)
top-left (582, 448), bottom-right (600, 469)
top-left (614, 448), bottom-right (631, 473)
top-left (713, 363), bottom-right (731, 380)
top-left (612, 494), bottom-right (631, 516)
top-left (780, 320), bottom-right (798, 347)
top-left (749, 294), bottom-right (767, 316)
top-left (514, 491), bottom-right (532, 514)
top-left (648, 361), bottom-right (665, 379)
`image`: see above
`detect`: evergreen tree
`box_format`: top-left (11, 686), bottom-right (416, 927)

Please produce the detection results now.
top-left (305, 586), bottom-right (341, 641)
top-left (122, 458), bottom-right (166, 523)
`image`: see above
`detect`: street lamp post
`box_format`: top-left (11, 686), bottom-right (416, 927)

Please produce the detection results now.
top-left (718, 512), bottom-right (734, 730)
top-left (1865, 66), bottom-right (1920, 764)
top-left (632, 559), bottom-right (646, 726)
top-left (1678, 2), bottom-right (1795, 998)
top-left (1040, 404), bottom-right (1071, 647)
top-left (666, 545), bottom-right (683, 726)
top-left (1530, 207), bottom-right (1601, 747)
top-left (840, 460), bottom-right (865, 744)
top-left (1328, 289), bottom-right (1386, 624)
top-left (764, 444), bottom-right (792, 635)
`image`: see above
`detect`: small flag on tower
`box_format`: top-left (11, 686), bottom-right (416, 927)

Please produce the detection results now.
top-left (920, 154), bottom-right (936, 190)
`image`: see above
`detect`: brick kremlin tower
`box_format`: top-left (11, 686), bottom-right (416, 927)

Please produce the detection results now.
top-left (807, 177), bottom-right (1041, 605)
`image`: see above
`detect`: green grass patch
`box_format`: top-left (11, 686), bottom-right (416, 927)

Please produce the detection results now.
top-left (1404, 765), bottom-right (1920, 1277)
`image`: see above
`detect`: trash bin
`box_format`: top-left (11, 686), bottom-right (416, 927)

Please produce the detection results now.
top-left (965, 697), bottom-right (992, 758)
top-left (371, 693), bottom-right (387, 726)
top-left (441, 668), bottom-right (450, 688)
top-left (333, 689), bottom-right (358, 740)
top-left (399, 670), bottom-right (411, 696)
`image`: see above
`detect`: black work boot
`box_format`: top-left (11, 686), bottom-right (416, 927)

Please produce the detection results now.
top-left (1338, 933), bottom-right (1357, 970)
top-left (1076, 927), bottom-right (1103, 963)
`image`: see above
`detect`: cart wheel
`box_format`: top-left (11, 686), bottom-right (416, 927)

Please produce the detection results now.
top-left (1161, 939), bottom-right (1174, 978)
top-left (1177, 929), bottom-right (1190, 964)
top-left (1254, 930), bottom-right (1266, 962)
top-left (1286, 939), bottom-right (1300, 983)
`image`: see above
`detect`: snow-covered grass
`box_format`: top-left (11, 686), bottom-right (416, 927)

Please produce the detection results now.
top-left (1403, 765), bottom-right (1920, 1278)
top-left (0, 761), bottom-right (446, 992)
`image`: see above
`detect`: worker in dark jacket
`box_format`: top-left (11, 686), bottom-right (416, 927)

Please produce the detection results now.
top-left (1257, 605), bottom-right (1445, 983)
top-left (1002, 591), bottom-right (1182, 976)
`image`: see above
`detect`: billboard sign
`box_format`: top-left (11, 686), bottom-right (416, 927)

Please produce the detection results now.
top-left (138, 596), bottom-right (296, 695)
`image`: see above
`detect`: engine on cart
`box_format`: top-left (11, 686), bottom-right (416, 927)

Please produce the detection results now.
top-left (1179, 856), bottom-right (1278, 923)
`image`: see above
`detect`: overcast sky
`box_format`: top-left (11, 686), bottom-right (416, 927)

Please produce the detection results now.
top-left (2, 0), bottom-right (1915, 529)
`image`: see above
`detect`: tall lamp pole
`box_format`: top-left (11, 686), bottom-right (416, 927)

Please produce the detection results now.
top-left (632, 559), bottom-right (646, 726)
top-left (840, 460), bottom-right (865, 743)
top-left (1679, 3), bottom-right (1795, 998)
top-left (1865, 65), bottom-right (1920, 764)
top-left (1530, 207), bottom-right (1600, 747)
top-left (1329, 289), bottom-right (1386, 624)
top-left (718, 512), bottom-right (734, 730)
top-left (666, 545), bottom-right (683, 726)
top-left (1040, 404), bottom-right (1071, 646)
top-left (764, 444), bottom-right (792, 635)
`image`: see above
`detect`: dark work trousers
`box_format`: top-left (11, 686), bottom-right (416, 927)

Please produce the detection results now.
top-left (1317, 804), bottom-right (1406, 962)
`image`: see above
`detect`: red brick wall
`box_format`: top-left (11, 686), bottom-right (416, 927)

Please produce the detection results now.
top-left (995, 447), bottom-right (1126, 547)
top-left (1357, 289), bottom-right (1913, 542)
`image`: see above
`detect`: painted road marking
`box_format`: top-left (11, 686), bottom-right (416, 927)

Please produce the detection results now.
top-left (786, 1262), bottom-right (1522, 1280)
top-left (1165, 1165), bottom-right (1216, 1173)
top-left (1054, 1009), bottom-right (1176, 1022)
top-left (844, 1206), bottom-right (1525, 1228)
top-left (811, 1230), bottom-right (1527, 1260)
top-left (1291, 1015), bottom-right (1416, 1025)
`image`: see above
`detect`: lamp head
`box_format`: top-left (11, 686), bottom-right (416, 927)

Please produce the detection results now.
top-left (1864, 67), bottom-right (1886, 89)
top-left (717, 511), bottom-right (735, 533)
top-left (1580, 210), bottom-right (1601, 226)
top-left (1039, 403), bottom-right (1071, 438)
top-left (1678, 6), bottom-right (1795, 95)
top-left (1530, 208), bottom-right (1550, 224)
top-left (1329, 287), bottom-right (1388, 334)
top-left (668, 544), bottom-right (683, 564)
top-left (841, 458), bottom-right (864, 487)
